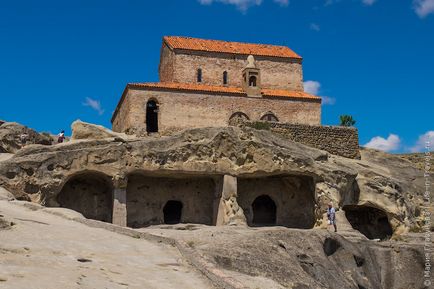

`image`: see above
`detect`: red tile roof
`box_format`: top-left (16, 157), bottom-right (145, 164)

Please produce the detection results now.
top-left (112, 82), bottom-right (320, 122)
top-left (128, 82), bottom-right (320, 101)
top-left (163, 36), bottom-right (302, 59)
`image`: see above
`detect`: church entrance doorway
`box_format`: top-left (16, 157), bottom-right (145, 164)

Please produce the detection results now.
top-left (146, 100), bottom-right (159, 133)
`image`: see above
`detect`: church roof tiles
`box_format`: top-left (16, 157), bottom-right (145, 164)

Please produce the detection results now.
top-left (128, 82), bottom-right (320, 101)
top-left (163, 36), bottom-right (302, 59)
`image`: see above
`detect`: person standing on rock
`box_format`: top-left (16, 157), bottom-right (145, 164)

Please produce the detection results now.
top-left (57, 130), bottom-right (65, 143)
top-left (20, 132), bottom-right (28, 148)
top-left (327, 202), bottom-right (337, 232)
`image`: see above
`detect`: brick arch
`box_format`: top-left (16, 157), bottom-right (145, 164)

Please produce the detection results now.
top-left (260, 112), bottom-right (279, 122)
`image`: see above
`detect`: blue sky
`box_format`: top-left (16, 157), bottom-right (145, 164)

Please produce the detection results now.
top-left (0, 0), bottom-right (433, 153)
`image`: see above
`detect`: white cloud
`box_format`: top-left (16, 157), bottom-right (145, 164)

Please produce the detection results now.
top-left (364, 134), bottom-right (401, 152)
top-left (304, 80), bottom-right (321, 95)
top-left (198, 0), bottom-right (289, 11)
top-left (325, 0), bottom-right (376, 6)
top-left (198, 0), bottom-right (262, 11)
top-left (304, 80), bottom-right (335, 105)
top-left (83, 97), bottom-right (104, 115)
top-left (310, 23), bottom-right (320, 31)
top-left (324, 0), bottom-right (342, 6)
top-left (410, 131), bottom-right (434, 152)
top-left (362, 0), bottom-right (376, 6)
top-left (274, 0), bottom-right (289, 6)
top-left (322, 96), bottom-right (336, 105)
top-left (414, 0), bottom-right (434, 18)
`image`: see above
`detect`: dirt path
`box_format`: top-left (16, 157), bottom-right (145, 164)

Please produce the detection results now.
top-left (0, 200), bottom-right (215, 289)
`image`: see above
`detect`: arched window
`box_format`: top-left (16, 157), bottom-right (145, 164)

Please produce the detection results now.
top-left (229, 112), bottom-right (249, 121)
top-left (260, 113), bottom-right (279, 122)
top-left (223, 71), bottom-right (228, 85)
top-left (197, 68), bottom-right (202, 83)
top-left (249, 75), bottom-right (257, 87)
top-left (146, 100), bottom-right (159, 133)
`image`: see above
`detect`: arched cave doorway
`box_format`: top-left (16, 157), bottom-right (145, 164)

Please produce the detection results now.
top-left (344, 205), bottom-right (393, 240)
top-left (146, 100), bottom-right (159, 133)
top-left (57, 172), bottom-right (113, 222)
top-left (252, 195), bottom-right (276, 226)
top-left (163, 200), bottom-right (183, 224)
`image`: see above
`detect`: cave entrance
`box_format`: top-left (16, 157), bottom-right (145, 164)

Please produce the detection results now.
top-left (252, 195), bottom-right (276, 226)
top-left (146, 100), bottom-right (159, 133)
top-left (163, 200), bottom-right (183, 224)
top-left (344, 205), bottom-right (393, 240)
top-left (57, 172), bottom-right (113, 222)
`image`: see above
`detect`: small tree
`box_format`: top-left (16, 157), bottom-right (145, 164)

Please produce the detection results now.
top-left (339, 115), bottom-right (356, 127)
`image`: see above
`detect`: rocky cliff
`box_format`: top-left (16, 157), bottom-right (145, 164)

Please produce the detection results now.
top-left (0, 121), bottom-right (432, 289)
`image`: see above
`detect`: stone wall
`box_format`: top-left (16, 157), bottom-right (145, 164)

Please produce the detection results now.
top-left (112, 87), bottom-right (321, 134)
top-left (159, 45), bottom-right (304, 91)
top-left (244, 121), bottom-right (360, 159)
top-left (112, 87), bottom-right (132, 133)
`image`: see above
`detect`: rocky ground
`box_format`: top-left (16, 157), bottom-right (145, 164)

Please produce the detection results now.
top-left (0, 197), bottom-right (215, 289)
top-left (0, 192), bottom-right (430, 289)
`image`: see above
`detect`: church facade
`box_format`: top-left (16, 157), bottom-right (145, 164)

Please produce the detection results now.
top-left (111, 36), bottom-right (321, 135)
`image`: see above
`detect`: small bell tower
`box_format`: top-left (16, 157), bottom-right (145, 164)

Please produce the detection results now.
top-left (242, 55), bottom-right (261, 97)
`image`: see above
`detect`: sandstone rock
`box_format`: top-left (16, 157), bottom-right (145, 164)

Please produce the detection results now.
top-left (0, 124), bottom-right (428, 237)
top-left (42, 207), bottom-right (85, 220)
top-left (0, 121), bottom-right (52, 153)
top-left (71, 120), bottom-right (132, 140)
top-left (0, 187), bottom-right (15, 201)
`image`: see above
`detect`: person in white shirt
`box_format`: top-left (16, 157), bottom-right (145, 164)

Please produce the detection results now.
top-left (57, 130), bottom-right (65, 143)
top-left (327, 202), bottom-right (337, 232)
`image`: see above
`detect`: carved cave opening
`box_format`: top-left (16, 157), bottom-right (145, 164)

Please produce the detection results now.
top-left (237, 175), bottom-right (315, 228)
top-left (344, 205), bottom-right (393, 240)
top-left (126, 174), bottom-right (215, 228)
top-left (163, 200), bottom-right (183, 224)
top-left (252, 195), bottom-right (276, 226)
top-left (57, 172), bottom-right (113, 222)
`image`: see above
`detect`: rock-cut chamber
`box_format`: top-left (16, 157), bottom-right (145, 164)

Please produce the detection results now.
top-left (344, 205), bottom-right (393, 240)
top-left (237, 175), bottom-right (315, 228)
top-left (126, 174), bottom-right (216, 228)
top-left (57, 172), bottom-right (113, 222)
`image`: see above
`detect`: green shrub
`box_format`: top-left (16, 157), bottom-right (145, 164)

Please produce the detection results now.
top-left (249, 121), bottom-right (271, 131)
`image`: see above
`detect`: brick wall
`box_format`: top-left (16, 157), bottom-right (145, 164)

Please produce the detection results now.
top-left (111, 87), bottom-right (321, 135)
top-left (244, 121), bottom-right (360, 159)
top-left (158, 47), bottom-right (304, 91)
top-left (158, 43), bottom-right (175, 82)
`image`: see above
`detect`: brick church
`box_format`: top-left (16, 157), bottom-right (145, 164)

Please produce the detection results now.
top-left (111, 36), bottom-right (321, 135)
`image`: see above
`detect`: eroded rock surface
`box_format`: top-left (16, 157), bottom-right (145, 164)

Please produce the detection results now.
top-left (0, 124), bottom-right (428, 235)
top-left (71, 120), bottom-right (133, 141)
top-left (0, 121), bottom-right (52, 153)
top-left (145, 225), bottom-right (427, 289)
top-left (0, 122), bottom-right (431, 288)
